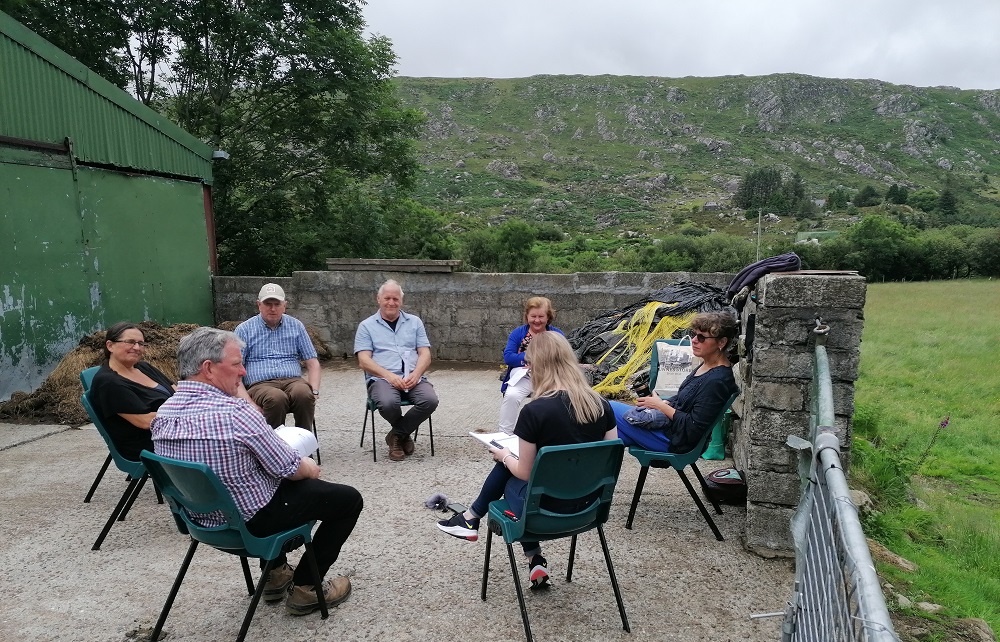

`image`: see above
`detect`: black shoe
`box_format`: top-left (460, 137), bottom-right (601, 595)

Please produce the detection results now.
top-left (437, 512), bottom-right (480, 541)
top-left (528, 554), bottom-right (549, 589)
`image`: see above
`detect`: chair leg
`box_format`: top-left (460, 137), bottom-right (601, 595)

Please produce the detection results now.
top-left (690, 461), bottom-right (723, 514)
top-left (235, 557), bottom-right (274, 642)
top-left (116, 473), bottom-right (149, 522)
top-left (360, 407), bottom-right (369, 448)
top-left (625, 466), bottom-right (650, 530)
top-left (366, 408), bottom-right (377, 462)
top-left (239, 557), bottom-right (254, 594)
top-left (675, 468), bottom-right (725, 541)
top-left (301, 542), bottom-right (329, 620)
top-left (480, 523), bottom-right (494, 601)
top-left (597, 524), bottom-right (631, 632)
top-left (566, 534), bottom-right (578, 582)
top-left (83, 454), bottom-right (113, 503)
top-left (428, 414), bottom-right (435, 456)
top-left (505, 541), bottom-right (534, 642)
top-left (311, 418), bottom-right (321, 465)
top-left (151, 539), bottom-right (199, 642)
top-left (92, 476), bottom-right (142, 550)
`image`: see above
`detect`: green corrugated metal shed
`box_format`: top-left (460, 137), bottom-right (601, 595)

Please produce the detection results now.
top-left (1, 10), bottom-right (217, 402)
top-left (0, 10), bottom-right (212, 180)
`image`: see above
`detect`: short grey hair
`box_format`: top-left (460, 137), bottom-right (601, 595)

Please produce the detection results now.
top-left (178, 327), bottom-right (245, 379)
top-left (377, 279), bottom-right (404, 298)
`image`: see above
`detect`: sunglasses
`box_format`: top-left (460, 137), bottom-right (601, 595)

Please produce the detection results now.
top-left (688, 332), bottom-right (718, 343)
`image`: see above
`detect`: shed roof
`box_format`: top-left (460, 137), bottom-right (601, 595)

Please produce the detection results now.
top-left (0, 10), bottom-right (213, 183)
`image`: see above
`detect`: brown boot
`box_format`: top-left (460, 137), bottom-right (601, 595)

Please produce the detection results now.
top-left (384, 432), bottom-right (405, 461)
top-left (285, 576), bottom-right (352, 616)
top-left (262, 562), bottom-right (295, 602)
top-left (400, 433), bottom-right (415, 456)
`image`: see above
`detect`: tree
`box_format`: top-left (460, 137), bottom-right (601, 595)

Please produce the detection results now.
top-left (885, 184), bottom-right (909, 205)
top-left (827, 187), bottom-right (851, 210)
top-left (853, 185), bottom-right (882, 207)
top-left (842, 215), bottom-right (916, 281)
top-left (937, 188), bottom-right (959, 221)
top-left (733, 167), bottom-right (783, 211)
top-left (909, 188), bottom-right (940, 213)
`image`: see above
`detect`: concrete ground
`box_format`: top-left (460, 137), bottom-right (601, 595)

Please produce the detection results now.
top-left (0, 361), bottom-right (792, 642)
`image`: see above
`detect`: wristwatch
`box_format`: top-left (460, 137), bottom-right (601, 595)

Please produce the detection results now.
top-left (311, 389), bottom-right (320, 396)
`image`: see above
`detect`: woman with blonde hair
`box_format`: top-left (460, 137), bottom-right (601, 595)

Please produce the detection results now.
top-left (497, 296), bottom-right (563, 433)
top-left (438, 332), bottom-right (617, 588)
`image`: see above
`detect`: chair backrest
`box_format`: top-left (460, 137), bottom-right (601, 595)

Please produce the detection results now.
top-left (514, 440), bottom-right (625, 539)
top-left (80, 366), bottom-right (99, 393)
top-left (80, 385), bottom-right (146, 478)
top-left (140, 450), bottom-right (270, 557)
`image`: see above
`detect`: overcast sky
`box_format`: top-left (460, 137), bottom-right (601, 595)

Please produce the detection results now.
top-left (363, 0), bottom-right (1000, 91)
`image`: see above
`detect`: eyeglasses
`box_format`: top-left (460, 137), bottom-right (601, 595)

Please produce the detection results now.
top-left (688, 332), bottom-right (718, 343)
top-left (112, 339), bottom-right (148, 348)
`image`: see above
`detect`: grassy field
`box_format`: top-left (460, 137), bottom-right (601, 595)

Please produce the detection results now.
top-left (853, 280), bottom-right (1000, 634)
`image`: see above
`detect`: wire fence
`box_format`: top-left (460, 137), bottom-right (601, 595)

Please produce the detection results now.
top-left (780, 320), bottom-right (898, 642)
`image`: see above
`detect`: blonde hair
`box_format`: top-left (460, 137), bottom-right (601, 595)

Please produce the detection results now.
top-left (523, 296), bottom-right (555, 324)
top-left (525, 332), bottom-right (606, 424)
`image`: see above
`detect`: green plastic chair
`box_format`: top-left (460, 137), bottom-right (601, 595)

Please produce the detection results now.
top-left (360, 389), bottom-right (434, 462)
top-left (139, 450), bottom-right (327, 642)
top-left (80, 367), bottom-right (162, 550)
top-left (481, 440), bottom-right (629, 642)
top-left (80, 366), bottom-right (113, 503)
top-left (624, 392), bottom-right (739, 541)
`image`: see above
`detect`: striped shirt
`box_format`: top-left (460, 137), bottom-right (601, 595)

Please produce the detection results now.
top-left (234, 314), bottom-right (318, 386)
top-left (150, 380), bottom-right (301, 527)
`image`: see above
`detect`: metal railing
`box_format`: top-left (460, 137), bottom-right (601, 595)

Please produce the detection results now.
top-left (780, 320), bottom-right (898, 642)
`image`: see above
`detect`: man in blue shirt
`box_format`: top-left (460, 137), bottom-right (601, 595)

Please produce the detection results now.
top-left (235, 283), bottom-right (321, 429)
top-left (354, 279), bottom-right (439, 461)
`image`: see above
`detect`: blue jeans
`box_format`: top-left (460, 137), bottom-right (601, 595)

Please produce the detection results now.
top-left (609, 400), bottom-right (673, 451)
top-left (470, 462), bottom-right (539, 556)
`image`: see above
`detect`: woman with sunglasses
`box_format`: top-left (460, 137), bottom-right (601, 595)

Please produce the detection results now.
top-left (609, 311), bottom-right (739, 454)
top-left (88, 322), bottom-right (176, 461)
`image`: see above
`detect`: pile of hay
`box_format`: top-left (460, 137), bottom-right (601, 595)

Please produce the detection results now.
top-left (0, 321), bottom-right (332, 426)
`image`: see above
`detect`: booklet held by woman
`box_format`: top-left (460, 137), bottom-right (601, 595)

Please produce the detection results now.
top-left (469, 431), bottom-right (519, 458)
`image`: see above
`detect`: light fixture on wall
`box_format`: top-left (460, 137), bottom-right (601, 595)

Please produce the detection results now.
top-left (211, 149), bottom-right (230, 160)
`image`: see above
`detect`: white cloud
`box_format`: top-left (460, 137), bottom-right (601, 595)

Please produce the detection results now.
top-left (364, 0), bottom-right (1000, 89)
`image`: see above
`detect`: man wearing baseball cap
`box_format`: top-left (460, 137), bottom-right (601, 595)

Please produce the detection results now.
top-left (235, 283), bottom-right (320, 429)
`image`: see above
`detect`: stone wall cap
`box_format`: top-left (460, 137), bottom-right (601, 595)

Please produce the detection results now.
top-left (325, 258), bottom-right (463, 273)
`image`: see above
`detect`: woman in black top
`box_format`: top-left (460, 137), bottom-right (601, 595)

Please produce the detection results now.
top-left (437, 332), bottom-right (618, 588)
top-left (88, 322), bottom-right (175, 461)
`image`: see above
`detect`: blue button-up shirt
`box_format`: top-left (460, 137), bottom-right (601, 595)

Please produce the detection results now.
top-left (234, 314), bottom-right (317, 386)
top-left (354, 310), bottom-right (431, 381)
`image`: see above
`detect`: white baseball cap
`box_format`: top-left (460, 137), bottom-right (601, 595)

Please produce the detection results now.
top-left (257, 283), bottom-right (286, 302)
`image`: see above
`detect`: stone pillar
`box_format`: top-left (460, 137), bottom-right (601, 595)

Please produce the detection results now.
top-left (731, 272), bottom-right (866, 556)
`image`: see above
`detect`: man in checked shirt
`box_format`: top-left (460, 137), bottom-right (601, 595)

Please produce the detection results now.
top-left (151, 327), bottom-right (363, 616)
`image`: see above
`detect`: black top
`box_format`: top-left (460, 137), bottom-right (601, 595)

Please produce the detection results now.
top-left (664, 366), bottom-right (738, 454)
top-left (88, 362), bottom-right (174, 461)
top-left (514, 391), bottom-right (616, 448)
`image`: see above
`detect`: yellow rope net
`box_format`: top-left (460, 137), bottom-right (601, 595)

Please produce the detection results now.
top-left (591, 303), bottom-right (696, 398)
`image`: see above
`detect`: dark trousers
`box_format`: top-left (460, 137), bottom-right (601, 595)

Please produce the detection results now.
top-left (246, 478), bottom-right (363, 586)
top-left (367, 379), bottom-right (439, 436)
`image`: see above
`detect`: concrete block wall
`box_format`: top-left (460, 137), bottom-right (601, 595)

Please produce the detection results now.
top-left (214, 270), bottom-right (732, 363)
top-left (731, 272), bottom-right (866, 556)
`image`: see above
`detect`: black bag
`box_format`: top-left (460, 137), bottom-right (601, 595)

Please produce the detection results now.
top-left (701, 468), bottom-right (748, 506)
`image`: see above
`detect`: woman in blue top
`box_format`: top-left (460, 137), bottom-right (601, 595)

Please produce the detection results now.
top-left (609, 311), bottom-right (739, 454)
top-left (497, 296), bottom-right (563, 434)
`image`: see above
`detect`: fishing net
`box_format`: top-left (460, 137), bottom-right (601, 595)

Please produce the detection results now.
top-left (567, 282), bottom-right (733, 400)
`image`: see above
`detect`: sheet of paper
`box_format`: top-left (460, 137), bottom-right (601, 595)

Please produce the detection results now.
top-left (469, 431), bottom-right (520, 457)
top-left (506, 366), bottom-right (529, 387)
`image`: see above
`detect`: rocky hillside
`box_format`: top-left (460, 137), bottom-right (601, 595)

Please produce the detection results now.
top-left (392, 74), bottom-right (1000, 238)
